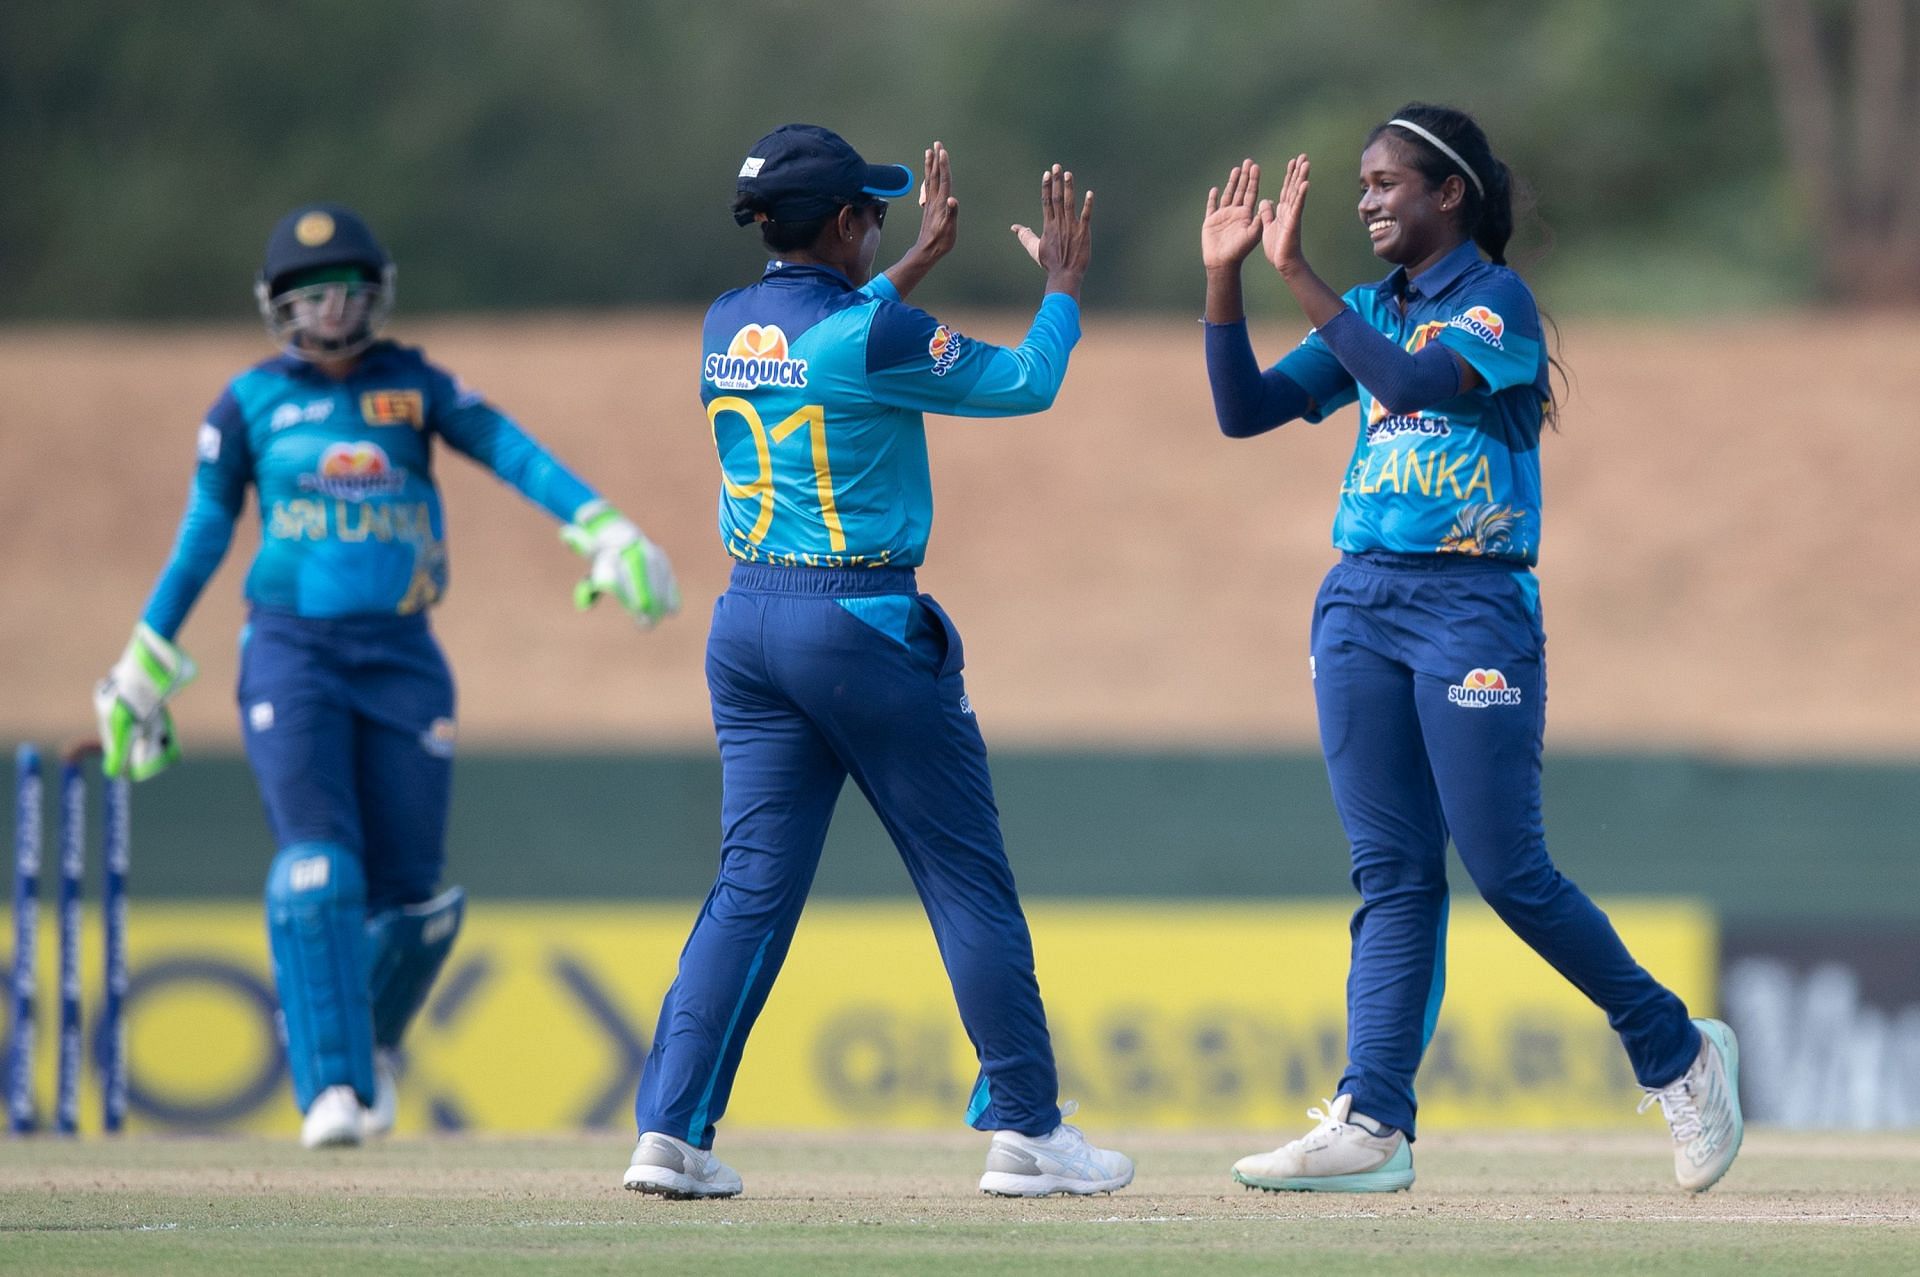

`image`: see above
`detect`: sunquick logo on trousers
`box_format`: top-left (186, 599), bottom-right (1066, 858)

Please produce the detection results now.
top-left (1447, 668), bottom-right (1523, 708)
top-left (706, 324), bottom-right (809, 390)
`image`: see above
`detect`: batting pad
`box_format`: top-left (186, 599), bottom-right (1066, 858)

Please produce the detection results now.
top-left (265, 842), bottom-right (376, 1110)
top-left (366, 885), bottom-right (465, 1050)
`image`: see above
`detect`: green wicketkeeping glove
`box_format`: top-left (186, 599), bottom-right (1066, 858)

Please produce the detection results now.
top-left (560, 500), bottom-right (682, 630)
top-left (93, 622), bottom-right (198, 781)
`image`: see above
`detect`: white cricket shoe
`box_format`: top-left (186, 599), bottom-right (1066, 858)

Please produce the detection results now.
top-left (622, 1131), bottom-right (744, 1199)
top-left (1638, 1017), bottom-right (1743, 1192)
top-left (1233, 1094), bottom-right (1414, 1192)
top-left (978, 1102), bottom-right (1134, 1197)
top-left (301, 1085), bottom-right (368, 1149)
top-left (365, 1049), bottom-right (400, 1137)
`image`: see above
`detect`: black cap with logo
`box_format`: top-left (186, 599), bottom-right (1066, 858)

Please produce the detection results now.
top-left (733, 125), bottom-right (915, 225)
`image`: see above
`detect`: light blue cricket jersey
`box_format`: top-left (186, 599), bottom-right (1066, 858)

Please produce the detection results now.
top-left (700, 262), bottom-right (1080, 567)
top-left (1277, 241), bottom-right (1551, 564)
top-left (142, 342), bottom-right (597, 638)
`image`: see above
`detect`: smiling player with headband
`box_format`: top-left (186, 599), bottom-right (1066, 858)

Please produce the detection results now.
top-left (1198, 103), bottom-right (1743, 1194)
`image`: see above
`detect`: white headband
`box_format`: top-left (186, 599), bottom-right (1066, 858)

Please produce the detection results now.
top-left (1386, 118), bottom-right (1484, 198)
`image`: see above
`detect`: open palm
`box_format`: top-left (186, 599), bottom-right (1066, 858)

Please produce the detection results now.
top-left (1201, 161), bottom-right (1263, 270)
top-left (1260, 153), bottom-right (1310, 275)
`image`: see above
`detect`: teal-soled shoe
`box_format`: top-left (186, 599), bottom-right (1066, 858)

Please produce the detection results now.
top-left (1638, 1017), bottom-right (1743, 1192)
top-left (1232, 1095), bottom-right (1414, 1193)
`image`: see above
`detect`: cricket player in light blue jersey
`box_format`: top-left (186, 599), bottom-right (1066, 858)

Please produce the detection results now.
top-left (622, 126), bottom-right (1132, 1200)
top-left (1200, 104), bottom-right (1742, 1194)
top-left (93, 203), bottom-right (680, 1148)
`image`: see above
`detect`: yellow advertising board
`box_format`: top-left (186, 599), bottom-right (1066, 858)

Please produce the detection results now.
top-left (6, 900), bottom-right (1712, 1135)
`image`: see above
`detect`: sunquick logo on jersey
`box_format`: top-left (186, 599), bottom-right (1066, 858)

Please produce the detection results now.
top-left (928, 324), bottom-right (966, 377)
top-left (1365, 413), bottom-right (1452, 445)
top-left (1450, 306), bottom-right (1505, 349)
top-left (706, 324), bottom-right (809, 390)
top-left (298, 441), bottom-right (408, 499)
top-left (1447, 668), bottom-right (1524, 708)
top-left (270, 399), bottom-right (334, 432)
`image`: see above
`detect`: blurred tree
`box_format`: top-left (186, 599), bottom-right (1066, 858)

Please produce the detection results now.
top-left (0, 0), bottom-right (1816, 319)
top-left (1762, 0), bottom-right (1920, 301)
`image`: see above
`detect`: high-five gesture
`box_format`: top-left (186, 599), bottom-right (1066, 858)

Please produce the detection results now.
top-left (913, 141), bottom-right (959, 262)
top-left (1260, 153), bottom-right (1311, 277)
top-left (877, 140), bottom-right (960, 301)
top-left (1012, 164), bottom-right (1094, 299)
top-left (1202, 161), bottom-right (1265, 272)
top-left (1255, 151), bottom-right (1342, 327)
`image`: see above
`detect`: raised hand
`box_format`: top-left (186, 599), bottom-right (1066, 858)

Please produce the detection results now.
top-left (874, 141), bottom-right (959, 300)
top-left (1011, 164), bottom-right (1095, 295)
top-left (913, 141), bottom-right (959, 262)
top-left (1202, 161), bottom-right (1265, 272)
top-left (1260, 153), bottom-right (1311, 277)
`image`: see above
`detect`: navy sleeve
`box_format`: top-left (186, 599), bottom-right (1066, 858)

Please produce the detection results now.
top-left (1317, 308), bottom-right (1464, 415)
top-left (139, 389), bottom-right (251, 640)
top-left (1203, 320), bottom-right (1314, 438)
top-left (425, 363), bottom-right (598, 523)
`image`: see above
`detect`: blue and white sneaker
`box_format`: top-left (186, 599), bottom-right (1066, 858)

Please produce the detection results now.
top-left (1233, 1095), bottom-right (1414, 1192)
top-left (1638, 1017), bottom-right (1743, 1192)
top-left (979, 1102), bottom-right (1134, 1197)
top-left (622, 1131), bottom-right (744, 1199)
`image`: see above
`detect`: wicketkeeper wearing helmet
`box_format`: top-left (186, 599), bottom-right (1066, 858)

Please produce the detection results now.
top-left (93, 202), bottom-right (681, 1148)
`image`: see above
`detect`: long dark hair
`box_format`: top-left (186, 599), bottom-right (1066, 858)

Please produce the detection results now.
top-left (1369, 102), bottom-right (1566, 428)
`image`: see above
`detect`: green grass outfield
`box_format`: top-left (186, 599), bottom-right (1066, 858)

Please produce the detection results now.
top-left (3, 1130), bottom-right (1916, 1274)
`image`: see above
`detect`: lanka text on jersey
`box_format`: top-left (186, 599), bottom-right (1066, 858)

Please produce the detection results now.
top-left (1274, 241), bottom-right (1550, 564)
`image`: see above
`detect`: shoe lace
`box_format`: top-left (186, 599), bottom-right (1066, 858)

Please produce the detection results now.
top-left (1286, 1099), bottom-right (1349, 1149)
top-left (1053, 1099), bottom-right (1087, 1146)
top-left (1638, 1078), bottom-right (1702, 1143)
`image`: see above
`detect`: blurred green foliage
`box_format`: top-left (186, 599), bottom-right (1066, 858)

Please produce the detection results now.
top-left (0, 0), bottom-right (1812, 319)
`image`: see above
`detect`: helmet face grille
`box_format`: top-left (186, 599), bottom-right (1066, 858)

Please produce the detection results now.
top-left (256, 264), bottom-right (396, 361)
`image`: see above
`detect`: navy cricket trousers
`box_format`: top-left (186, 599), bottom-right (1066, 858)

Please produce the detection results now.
top-left (237, 609), bottom-right (455, 912)
top-left (1311, 552), bottom-right (1699, 1138)
top-left (632, 564), bottom-right (1061, 1149)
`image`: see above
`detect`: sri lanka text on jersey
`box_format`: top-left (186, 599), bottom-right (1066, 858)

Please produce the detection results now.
top-left (1341, 444), bottom-right (1496, 502)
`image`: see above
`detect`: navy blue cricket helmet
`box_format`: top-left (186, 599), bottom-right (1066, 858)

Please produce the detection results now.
top-left (255, 203), bottom-right (397, 361)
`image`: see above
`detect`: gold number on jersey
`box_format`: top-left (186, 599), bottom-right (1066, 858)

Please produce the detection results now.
top-left (707, 397), bottom-right (845, 552)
